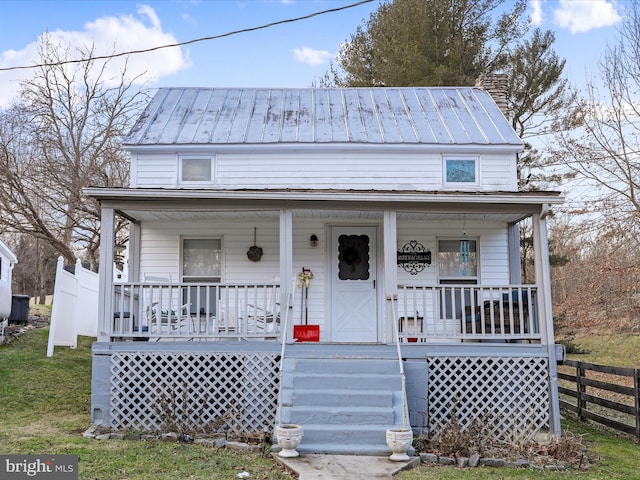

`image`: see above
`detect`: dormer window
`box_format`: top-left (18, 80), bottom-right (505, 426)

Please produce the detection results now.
top-left (443, 157), bottom-right (479, 187)
top-left (179, 156), bottom-right (215, 185)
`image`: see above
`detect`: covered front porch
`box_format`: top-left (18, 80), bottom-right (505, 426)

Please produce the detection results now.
top-left (91, 188), bottom-right (562, 347)
top-left (88, 188), bottom-right (564, 448)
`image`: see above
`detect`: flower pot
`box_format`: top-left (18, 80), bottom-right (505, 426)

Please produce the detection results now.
top-left (276, 424), bottom-right (304, 457)
top-left (386, 427), bottom-right (413, 461)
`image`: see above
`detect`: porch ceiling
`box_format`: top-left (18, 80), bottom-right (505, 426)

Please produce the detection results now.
top-left (85, 187), bottom-right (563, 224)
top-left (118, 209), bottom-right (529, 223)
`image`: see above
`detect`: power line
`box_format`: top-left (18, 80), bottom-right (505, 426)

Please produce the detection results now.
top-left (0, 0), bottom-right (373, 73)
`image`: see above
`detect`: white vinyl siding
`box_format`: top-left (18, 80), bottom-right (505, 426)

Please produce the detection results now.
top-left (134, 153), bottom-right (179, 187)
top-left (139, 214), bottom-right (509, 342)
top-left (139, 216), bottom-right (385, 342)
top-left (132, 150), bottom-right (518, 191)
top-left (396, 217), bottom-right (510, 286)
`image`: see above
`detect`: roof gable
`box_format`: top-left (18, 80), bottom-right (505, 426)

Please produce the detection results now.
top-left (125, 87), bottom-right (523, 148)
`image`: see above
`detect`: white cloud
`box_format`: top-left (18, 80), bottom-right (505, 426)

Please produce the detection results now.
top-left (530, 0), bottom-right (544, 26)
top-left (0, 5), bottom-right (191, 108)
top-left (293, 46), bottom-right (333, 66)
top-left (553, 0), bottom-right (622, 34)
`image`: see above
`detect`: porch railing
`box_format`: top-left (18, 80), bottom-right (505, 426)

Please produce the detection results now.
top-left (396, 285), bottom-right (540, 343)
top-left (110, 282), bottom-right (281, 341)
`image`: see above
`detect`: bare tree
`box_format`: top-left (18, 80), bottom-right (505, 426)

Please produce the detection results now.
top-left (0, 36), bottom-right (147, 271)
top-left (550, 3), bottom-right (640, 228)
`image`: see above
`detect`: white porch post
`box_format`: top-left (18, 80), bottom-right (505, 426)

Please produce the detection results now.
top-left (383, 210), bottom-right (398, 344)
top-left (507, 222), bottom-right (521, 284)
top-left (533, 207), bottom-right (562, 437)
top-left (97, 207), bottom-right (115, 342)
top-left (279, 208), bottom-right (294, 342)
top-left (128, 220), bottom-right (141, 282)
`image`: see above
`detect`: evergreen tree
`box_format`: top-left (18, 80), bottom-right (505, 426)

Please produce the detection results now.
top-left (328, 0), bottom-right (527, 87)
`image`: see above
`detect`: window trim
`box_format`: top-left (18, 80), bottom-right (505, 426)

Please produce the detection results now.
top-left (442, 156), bottom-right (479, 188)
top-left (178, 155), bottom-right (216, 186)
top-left (180, 236), bottom-right (223, 283)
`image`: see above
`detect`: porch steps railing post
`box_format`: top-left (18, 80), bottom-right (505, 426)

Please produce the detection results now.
top-left (391, 294), bottom-right (409, 429)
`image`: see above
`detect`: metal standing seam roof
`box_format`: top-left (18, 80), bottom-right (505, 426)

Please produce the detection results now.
top-left (124, 87), bottom-right (523, 148)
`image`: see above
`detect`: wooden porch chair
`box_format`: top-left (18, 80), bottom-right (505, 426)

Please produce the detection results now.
top-left (143, 275), bottom-right (193, 334)
top-left (245, 284), bottom-right (280, 333)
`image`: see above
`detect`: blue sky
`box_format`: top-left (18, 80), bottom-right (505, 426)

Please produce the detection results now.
top-left (0, 0), bottom-right (625, 108)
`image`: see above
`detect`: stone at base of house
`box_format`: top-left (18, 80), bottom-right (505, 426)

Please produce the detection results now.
top-left (419, 453), bottom-right (438, 463)
top-left (226, 441), bottom-right (263, 454)
top-left (81, 424), bottom-right (262, 454)
top-left (419, 452), bottom-right (549, 470)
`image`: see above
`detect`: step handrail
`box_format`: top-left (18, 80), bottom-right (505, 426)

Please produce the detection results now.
top-left (390, 294), bottom-right (408, 429)
top-left (276, 276), bottom-right (297, 426)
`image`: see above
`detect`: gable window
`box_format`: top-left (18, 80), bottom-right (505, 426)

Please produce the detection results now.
top-left (179, 156), bottom-right (214, 184)
top-left (443, 157), bottom-right (478, 186)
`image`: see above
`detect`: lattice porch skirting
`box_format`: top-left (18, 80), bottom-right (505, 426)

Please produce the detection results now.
top-left (106, 350), bottom-right (551, 442)
top-left (110, 352), bottom-right (280, 433)
top-left (426, 356), bottom-right (550, 442)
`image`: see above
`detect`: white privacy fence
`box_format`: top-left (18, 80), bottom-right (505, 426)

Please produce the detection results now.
top-left (47, 257), bottom-right (99, 356)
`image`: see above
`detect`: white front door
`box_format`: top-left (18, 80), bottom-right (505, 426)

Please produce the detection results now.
top-left (330, 226), bottom-right (378, 342)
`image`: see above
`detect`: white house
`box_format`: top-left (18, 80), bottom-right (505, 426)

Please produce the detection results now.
top-left (86, 86), bottom-right (564, 454)
top-left (0, 239), bottom-right (17, 323)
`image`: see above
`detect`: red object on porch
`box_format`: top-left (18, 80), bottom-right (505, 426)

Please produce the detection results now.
top-left (294, 325), bottom-right (320, 342)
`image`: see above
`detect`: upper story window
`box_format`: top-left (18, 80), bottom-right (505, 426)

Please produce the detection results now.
top-left (179, 156), bottom-right (215, 185)
top-left (443, 157), bottom-right (479, 187)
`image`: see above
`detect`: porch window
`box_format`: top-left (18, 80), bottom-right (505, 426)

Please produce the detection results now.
top-left (438, 239), bottom-right (478, 279)
top-left (181, 238), bottom-right (222, 282)
top-left (438, 238), bottom-right (478, 321)
top-left (182, 238), bottom-right (221, 316)
top-left (443, 157), bottom-right (478, 185)
top-left (179, 156), bottom-right (214, 184)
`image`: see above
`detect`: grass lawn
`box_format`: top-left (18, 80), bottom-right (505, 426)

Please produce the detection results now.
top-left (0, 328), bottom-right (292, 479)
top-left (1, 327), bottom-right (638, 479)
top-left (564, 332), bottom-right (640, 367)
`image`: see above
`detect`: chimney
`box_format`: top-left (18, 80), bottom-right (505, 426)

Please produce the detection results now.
top-left (475, 73), bottom-right (509, 117)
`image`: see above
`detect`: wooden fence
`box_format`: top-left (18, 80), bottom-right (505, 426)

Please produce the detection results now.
top-left (557, 359), bottom-right (640, 438)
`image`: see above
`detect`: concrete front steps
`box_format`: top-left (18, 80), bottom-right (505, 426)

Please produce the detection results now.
top-left (278, 347), bottom-right (406, 455)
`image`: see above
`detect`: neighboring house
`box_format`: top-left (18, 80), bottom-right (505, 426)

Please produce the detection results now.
top-left (0, 240), bottom-right (17, 331)
top-left (86, 85), bottom-right (564, 455)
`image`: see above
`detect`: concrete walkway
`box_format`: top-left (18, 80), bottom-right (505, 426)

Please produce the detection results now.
top-left (274, 454), bottom-right (420, 480)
